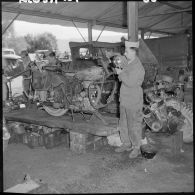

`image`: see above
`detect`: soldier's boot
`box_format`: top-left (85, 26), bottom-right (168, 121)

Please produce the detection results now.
top-left (115, 144), bottom-right (133, 153)
top-left (129, 147), bottom-right (141, 159)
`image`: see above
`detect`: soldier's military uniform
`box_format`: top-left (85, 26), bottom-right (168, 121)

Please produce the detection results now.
top-left (115, 41), bottom-right (145, 158)
top-left (118, 56), bottom-right (145, 146)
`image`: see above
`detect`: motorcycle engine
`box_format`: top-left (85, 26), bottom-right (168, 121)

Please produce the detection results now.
top-left (34, 90), bottom-right (47, 102)
top-left (144, 87), bottom-right (185, 134)
top-left (71, 81), bottom-right (95, 111)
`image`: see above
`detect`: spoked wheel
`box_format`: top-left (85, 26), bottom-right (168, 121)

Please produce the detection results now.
top-left (43, 84), bottom-right (68, 117)
top-left (88, 73), bottom-right (117, 110)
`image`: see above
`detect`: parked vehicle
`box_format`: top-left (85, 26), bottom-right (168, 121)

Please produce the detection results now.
top-left (57, 52), bottom-right (72, 62)
top-left (2, 53), bottom-right (24, 77)
top-left (35, 50), bottom-right (49, 60)
top-left (2, 48), bottom-right (16, 55)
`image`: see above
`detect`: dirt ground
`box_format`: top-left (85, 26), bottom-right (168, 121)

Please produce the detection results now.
top-left (3, 137), bottom-right (194, 193)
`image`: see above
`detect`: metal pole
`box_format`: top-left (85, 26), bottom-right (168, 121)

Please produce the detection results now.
top-left (2, 13), bottom-right (20, 35)
top-left (72, 21), bottom-right (86, 42)
top-left (88, 22), bottom-right (93, 43)
top-left (148, 32), bottom-right (152, 39)
top-left (141, 30), bottom-right (145, 40)
top-left (127, 2), bottom-right (138, 41)
top-left (96, 26), bottom-right (106, 41)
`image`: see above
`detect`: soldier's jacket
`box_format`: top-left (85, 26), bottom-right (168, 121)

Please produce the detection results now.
top-left (118, 56), bottom-right (145, 110)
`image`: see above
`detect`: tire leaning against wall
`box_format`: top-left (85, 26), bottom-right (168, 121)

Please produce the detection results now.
top-left (165, 98), bottom-right (193, 143)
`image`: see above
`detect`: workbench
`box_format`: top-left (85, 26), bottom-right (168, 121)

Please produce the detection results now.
top-left (3, 108), bottom-right (118, 137)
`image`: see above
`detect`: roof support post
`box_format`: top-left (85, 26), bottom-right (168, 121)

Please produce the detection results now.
top-left (88, 22), bottom-right (93, 43)
top-left (141, 30), bottom-right (145, 40)
top-left (127, 2), bottom-right (138, 41)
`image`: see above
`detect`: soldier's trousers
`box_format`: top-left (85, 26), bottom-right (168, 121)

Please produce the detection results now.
top-left (119, 105), bottom-right (143, 148)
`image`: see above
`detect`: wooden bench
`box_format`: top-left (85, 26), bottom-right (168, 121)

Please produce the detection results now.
top-left (4, 108), bottom-right (118, 153)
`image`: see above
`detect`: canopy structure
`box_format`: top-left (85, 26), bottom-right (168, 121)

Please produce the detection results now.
top-left (2, 1), bottom-right (192, 36)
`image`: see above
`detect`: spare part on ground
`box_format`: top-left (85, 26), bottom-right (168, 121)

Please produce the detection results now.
top-left (143, 84), bottom-right (193, 143)
top-left (107, 132), bottom-right (123, 147)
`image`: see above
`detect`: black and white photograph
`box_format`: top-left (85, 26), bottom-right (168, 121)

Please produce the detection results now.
top-left (2, 0), bottom-right (193, 193)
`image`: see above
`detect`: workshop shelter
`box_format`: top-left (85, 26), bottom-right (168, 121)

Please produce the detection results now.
top-left (2, 1), bottom-right (192, 77)
top-left (2, 1), bottom-right (192, 36)
top-left (2, 1), bottom-right (193, 194)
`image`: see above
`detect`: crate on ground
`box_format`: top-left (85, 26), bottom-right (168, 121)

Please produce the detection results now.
top-left (150, 131), bottom-right (183, 155)
top-left (69, 131), bottom-right (106, 153)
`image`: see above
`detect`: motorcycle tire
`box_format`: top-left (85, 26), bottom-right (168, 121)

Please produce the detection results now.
top-left (88, 73), bottom-right (117, 109)
top-left (43, 84), bottom-right (68, 117)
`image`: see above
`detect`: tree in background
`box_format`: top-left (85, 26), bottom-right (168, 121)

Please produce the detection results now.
top-left (2, 19), bottom-right (28, 55)
top-left (25, 33), bottom-right (58, 53)
top-left (2, 19), bottom-right (58, 55)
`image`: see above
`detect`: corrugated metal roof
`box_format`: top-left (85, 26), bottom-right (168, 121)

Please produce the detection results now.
top-left (2, 1), bottom-right (192, 35)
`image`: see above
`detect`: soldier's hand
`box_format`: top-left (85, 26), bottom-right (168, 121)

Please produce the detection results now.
top-left (115, 67), bottom-right (123, 75)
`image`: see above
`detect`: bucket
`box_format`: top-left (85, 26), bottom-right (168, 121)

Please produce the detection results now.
top-left (140, 144), bottom-right (157, 159)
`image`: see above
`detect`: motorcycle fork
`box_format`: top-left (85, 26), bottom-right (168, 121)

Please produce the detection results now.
top-left (49, 85), bottom-right (55, 100)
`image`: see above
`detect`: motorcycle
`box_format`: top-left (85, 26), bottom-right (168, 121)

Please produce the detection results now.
top-left (20, 57), bottom-right (117, 117)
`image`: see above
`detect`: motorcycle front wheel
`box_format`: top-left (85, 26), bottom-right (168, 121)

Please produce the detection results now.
top-left (43, 84), bottom-right (69, 117)
top-left (88, 73), bottom-right (117, 110)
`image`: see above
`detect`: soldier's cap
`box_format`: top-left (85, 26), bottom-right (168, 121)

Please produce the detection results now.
top-left (125, 41), bottom-right (139, 49)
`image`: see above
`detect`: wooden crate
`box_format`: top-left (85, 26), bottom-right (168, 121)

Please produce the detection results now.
top-left (149, 131), bottom-right (183, 155)
top-left (169, 131), bottom-right (183, 155)
top-left (69, 131), bottom-right (105, 154)
top-left (184, 91), bottom-right (193, 104)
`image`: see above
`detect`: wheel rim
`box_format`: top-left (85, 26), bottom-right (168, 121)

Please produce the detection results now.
top-left (88, 74), bottom-right (117, 109)
top-left (43, 84), bottom-right (69, 116)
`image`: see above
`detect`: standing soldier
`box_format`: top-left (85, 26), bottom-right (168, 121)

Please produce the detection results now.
top-left (114, 40), bottom-right (145, 159)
